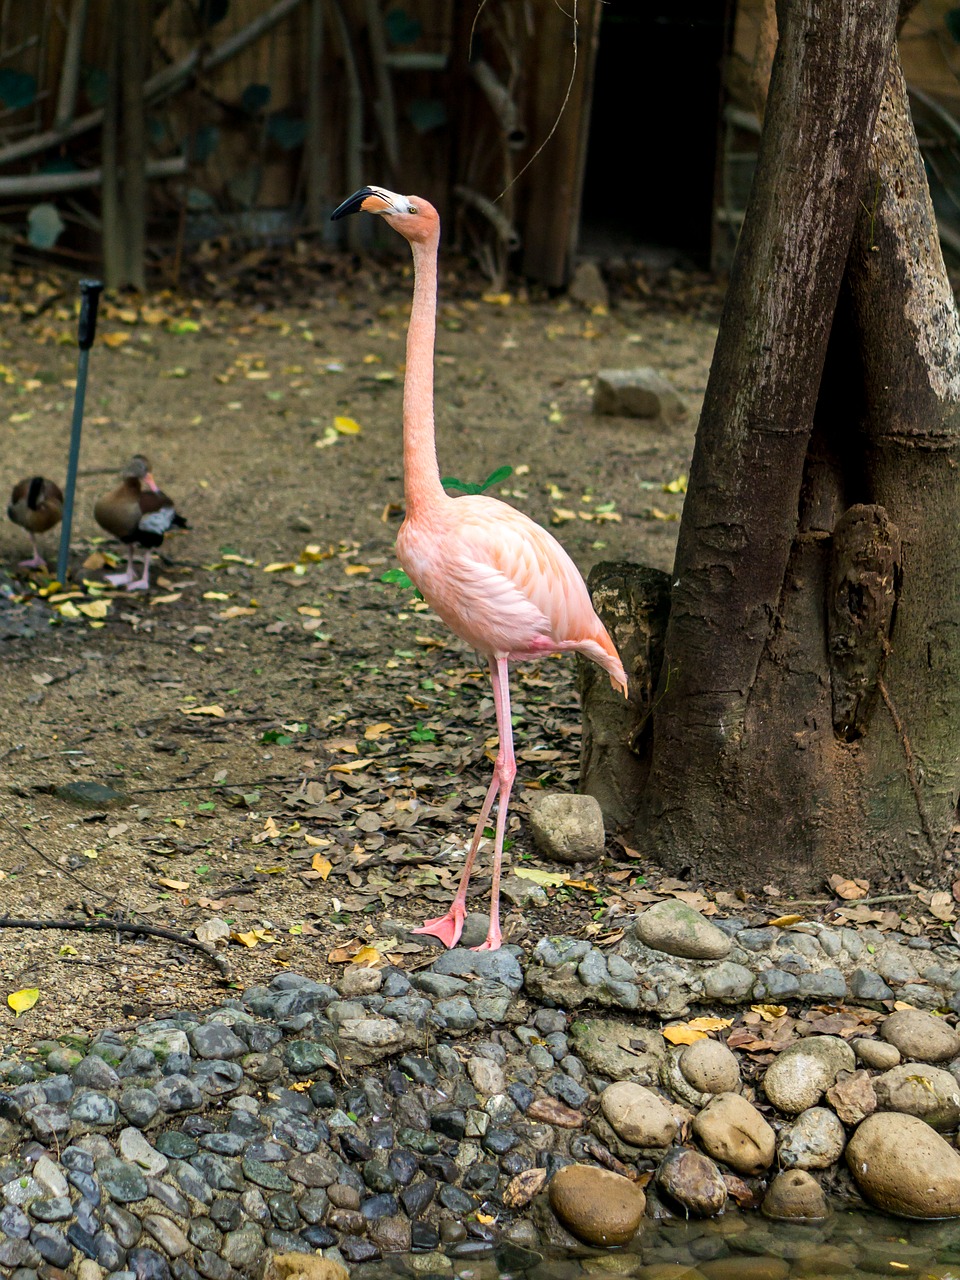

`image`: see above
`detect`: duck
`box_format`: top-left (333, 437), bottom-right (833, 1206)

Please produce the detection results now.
top-left (94, 455), bottom-right (188, 590)
top-left (7, 476), bottom-right (63, 570)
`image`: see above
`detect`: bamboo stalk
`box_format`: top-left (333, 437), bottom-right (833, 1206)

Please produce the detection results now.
top-left (304, 0), bottom-right (325, 229)
top-left (121, 0), bottom-right (148, 289)
top-left (364, 0), bottom-right (400, 175)
top-left (101, 2), bottom-right (122, 290)
top-left (53, 0), bottom-right (90, 131)
top-left (330, 0), bottom-right (364, 252)
top-left (0, 155), bottom-right (185, 195)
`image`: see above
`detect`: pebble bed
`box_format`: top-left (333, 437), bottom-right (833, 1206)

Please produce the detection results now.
top-left (2, 901), bottom-right (960, 1280)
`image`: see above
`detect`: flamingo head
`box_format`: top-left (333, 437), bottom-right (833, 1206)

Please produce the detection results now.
top-left (331, 185), bottom-right (439, 245)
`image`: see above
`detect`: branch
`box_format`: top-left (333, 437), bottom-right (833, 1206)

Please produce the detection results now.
top-left (453, 184), bottom-right (520, 250)
top-left (0, 155), bottom-right (185, 197)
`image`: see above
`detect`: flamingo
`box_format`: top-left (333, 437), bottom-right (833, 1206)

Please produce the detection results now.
top-left (332, 186), bottom-right (628, 952)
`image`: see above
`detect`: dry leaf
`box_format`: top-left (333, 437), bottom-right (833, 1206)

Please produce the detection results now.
top-left (157, 877), bottom-right (190, 891)
top-left (350, 945), bottom-right (383, 967)
top-left (663, 1023), bottom-right (708, 1046)
top-left (218, 606), bottom-right (257, 619)
top-left (182, 704), bottom-right (226, 717)
top-left (513, 866), bottom-right (566, 887)
top-left (311, 852), bottom-right (333, 880)
top-left (333, 415), bottom-right (362, 434)
top-left (503, 1168), bottom-right (547, 1209)
top-left (751, 1003), bottom-right (788, 1022)
top-left (768, 913), bottom-right (804, 927)
top-left (828, 874), bottom-right (870, 899)
top-left (926, 891), bottom-right (955, 921)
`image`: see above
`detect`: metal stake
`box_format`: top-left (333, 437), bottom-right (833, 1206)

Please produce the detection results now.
top-left (57, 279), bottom-right (103, 584)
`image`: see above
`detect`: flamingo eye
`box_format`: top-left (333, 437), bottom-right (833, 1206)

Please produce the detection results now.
top-left (407, 204), bottom-right (417, 214)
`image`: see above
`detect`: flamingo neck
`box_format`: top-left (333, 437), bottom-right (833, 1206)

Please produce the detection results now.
top-left (403, 235), bottom-right (445, 516)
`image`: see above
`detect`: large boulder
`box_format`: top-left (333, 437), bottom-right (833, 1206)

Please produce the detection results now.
top-left (547, 1164), bottom-right (645, 1246)
top-left (600, 1081), bottom-right (677, 1148)
top-left (762, 1036), bottom-right (855, 1115)
top-left (880, 1009), bottom-right (960, 1063)
top-left (873, 1064), bottom-right (960, 1130)
top-left (846, 1113), bottom-right (960, 1218)
top-left (692, 1092), bottom-right (776, 1175)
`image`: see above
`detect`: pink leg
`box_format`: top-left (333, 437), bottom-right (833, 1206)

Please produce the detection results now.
top-left (125, 549), bottom-right (152, 592)
top-left (18, 536), bottom-right (46, 571)
top-left (413, 657), bottom-right (515, 951)
top-left (106, 549), bottom-right (135, 587)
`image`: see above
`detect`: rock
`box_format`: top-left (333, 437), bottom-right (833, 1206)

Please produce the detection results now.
top-left (118, 1128), bottom-right (168, 1176)
top-left (568, 261), bottom-right (608, 310)
top-left (846, 1112), bottom-right (960, 1217)
top-left (547, 1164), bottom-right (645, 1247)
top-left (679, 1039), bottom-right (741, 1094)
top-left (55, 780), bottom-right (126, 806)
top-left (777, 1107), bottom-right (846, 1169)
top-left (655, 1147), bottom-right (727, 1217)
top-left (880, 1009), bottom-right (960, 1063)
top-left (594, 368), bottom-right (686, 422)
top-left (338, 966), bottom-right (383, 997)
top-left (526, 1097), bottom-right (584, 1128)
top-left (873, 1063), bottom-right (960, 1129)
top-left (570, 1019), bottom-right (665, 1084)
top-left (824, 1068), bottom-right (877, 1125)
top-left (762, 1036), bottom-right (855, 1114)
top-left (264, 1256), bottom-right (350, 1280)
top-left (95, 1156), bottom-right (149, 1202)
top-left (194, 918), bottom-right (231, 946)
top-left (600, 1081), bottom-right (676, 1147)
top-left (691, 1093), bottom-right (775, 1175)
top-left (634, 901), bottom-right (731, 960)
top-left (852, 1036), bottom-right (900, 1069)
top-left (761, 1170), bottom-right (828, 1222)
top-left (467, 1056), bottom-right (506, 1097)
top-left (336, 1017), bottom-right (406, 1062)
top-left (526, 793), bottom-right (606, 865)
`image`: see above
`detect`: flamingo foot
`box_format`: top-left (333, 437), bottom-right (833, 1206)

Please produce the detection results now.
top-left (18, 554), bottom-right (47, 571)
top-left (471, 924), bottom-right (502, 953)
top-left (106, 570), bottom-right (134, 587)
top-left (412, 903), bottom-right (466, 949)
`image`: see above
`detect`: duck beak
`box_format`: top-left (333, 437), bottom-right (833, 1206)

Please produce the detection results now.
top-left (144, 472), bottom-right (160, 494)
top-left (330, 186), bottom-right (398, 220)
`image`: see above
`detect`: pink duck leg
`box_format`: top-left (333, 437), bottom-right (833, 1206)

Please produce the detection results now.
top-left (414, 657), bottom-right (515, 951)
top-left (125, 549), bottom-right (153, 592)
top-left (106, 548), bottom-right (136, 587)
top-left (18, 536), bottom-right (46, 571)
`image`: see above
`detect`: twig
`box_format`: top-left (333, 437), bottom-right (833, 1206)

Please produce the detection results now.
top-left (774, 891), bottom-right (918, 908)
top-left (0, 917), bottom-right (232, 981)
top-left (453, 185), bottom-right (520, 250)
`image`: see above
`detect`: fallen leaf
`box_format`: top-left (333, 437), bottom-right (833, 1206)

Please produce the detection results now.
top-left (751, 1003), bottom-right (788, 1022)
top-left (333, 415), bottom-right (362, 434)
top-left (350, 945), bottom-right (382, 967)
top-left (218, 606), bottom-right (257, 619)
top-left (768, 913), bottom-right (804, 927)
top-left (7, 988), bottom-right (39, 1015)
top-left (663, 1023), bottom-right (708, 1046)
top-left (181, 705), bottom-right (227, 717)
top-left (311, 852), bottom-right (333, 879)
top-left (503, 1167), bottom-right (547, 1209)
top-left (156, 877), bottom-right (190, 891)
top-left (513, 866), bottom-right (566, 887)
top-left (828, 874), bottom-right (870, 899)
top-left (150, 593), bottom-right (182, 606)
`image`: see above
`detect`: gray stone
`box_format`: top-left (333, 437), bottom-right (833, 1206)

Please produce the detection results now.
top-left (526, 792), bottom-right (606, 865)
top-left (777, 1106), bottom-right (846, 1170)
top-left (568, 260), bottom-right (609, 310)
top-left (634, 900), bottom-right (732, 960)
top-left (96, 1157), bottom-right (149, 1203)
top-left (594, 368), bottom-right (686, 422)
top-left (188, 1025), bottom-right (247, 1060)
top-left (881, 1008), bottom-right (960, 1063)
top-left (119, 1128), bottom-right (168, 1175)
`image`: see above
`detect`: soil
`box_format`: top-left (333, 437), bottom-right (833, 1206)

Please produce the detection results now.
top-left (0, 254), bottom-right (720, 1050)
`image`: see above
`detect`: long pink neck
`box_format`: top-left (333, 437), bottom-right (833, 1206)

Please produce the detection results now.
top-left (403, 235), bottom-right (445, 516)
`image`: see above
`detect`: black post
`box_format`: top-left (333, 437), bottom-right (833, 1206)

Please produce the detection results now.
top-left (57, 279), bottom-right (103, 584)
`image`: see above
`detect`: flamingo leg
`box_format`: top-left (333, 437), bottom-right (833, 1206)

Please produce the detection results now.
top-left (18, 536), bottom-right (46, 571)
top-left (125, 549), bottom-right (153, 591)
top-left (413, 657), bottom-right (514, 951)
top-left (106, 549), bottom-right (136, 587)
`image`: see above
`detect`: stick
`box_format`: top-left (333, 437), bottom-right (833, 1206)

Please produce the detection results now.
top-left (0, 155), bottom-right (186, 197)
top-left (57, 280), bottom-right (102, 584)
top-left (0, 917), bottom-right (232, 981)
top-left (54, 0), bottom-right (90, 131)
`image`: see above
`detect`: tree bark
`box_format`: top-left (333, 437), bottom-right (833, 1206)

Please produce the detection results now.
top-left (639, 0), bottom-right (916, 888)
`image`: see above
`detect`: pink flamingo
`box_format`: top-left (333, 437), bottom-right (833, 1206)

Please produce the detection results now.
top-left (332, 186), bottom-right (628, 951)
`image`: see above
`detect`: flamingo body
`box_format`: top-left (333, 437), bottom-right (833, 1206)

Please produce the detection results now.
top-left (397, 495), bottom-right (626, 688)
top-left (332, 184), bottom-right (627, 950)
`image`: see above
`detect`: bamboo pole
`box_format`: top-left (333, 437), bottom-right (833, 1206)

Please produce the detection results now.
top-left (101, 2), bottom-right (122, 290)
top-left (53, 0), bottom-right (90, 131)
top-left (121, 0), bottom-right (148, 289)
top-left (0, 155), bottom-right (185, 196)
top-left (304, 0), bottom-right (325, 229)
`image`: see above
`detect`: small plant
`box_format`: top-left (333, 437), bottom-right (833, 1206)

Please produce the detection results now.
top-left (442, 465), bottom-right (513, 496)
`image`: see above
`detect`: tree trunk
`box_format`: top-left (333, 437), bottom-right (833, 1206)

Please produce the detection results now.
top-left (635, 0), bottom-right (960, 890)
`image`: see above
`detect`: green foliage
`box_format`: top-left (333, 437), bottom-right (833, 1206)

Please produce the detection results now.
top-left (261, 729), bottom-right (293, 745)
top-left (386, 8), bottom-right (422, 44)
top-left (241, 83), bottom-right (271, 114)
top-left (267, 113), bottom-right (306, 150)
top-left (442, 465), bottom-right (513, 496)
top-left (0, 69), bottom-right (36, 111)
top-left (409, 722), bottom-right (436, 742)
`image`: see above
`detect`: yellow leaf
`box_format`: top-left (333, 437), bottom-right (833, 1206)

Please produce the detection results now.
top-left (551, 508), bottom-right (577, 524)
top-left (768, 914), bottom-right (804, 927)
top-left (263, 562), bottom-right (297, 573)
top-left (298, 606), bottom-right (323, 617)
top-left (203, 591), bottom-right (231, 600)
top-left (475, 1212), bottom-right (496, 1225)
top-left (101, 331), bottom-right (130, 347)
top-left (254, 865), bottom-right (287, 875)
top-left (182, 704), bottom-right (227, 717)
top-left (233, 930), bottom-right (260, 948)
top-left (649, 506), bottom-right (680, 522)
top-left (350, 945), bottom-right (382, 967)
top-left (662, 475), bottom-right (688, 494)
top-left (301, 544), bottom-right (333, 563)
top-left (218, 606), bottom-right (258, 619)
top-left (663, 1024), bottom-right (708, 1045)
top-left (7, 988), bottom-right (39, 1015)
top-left (55, 601), bottom-right (81, 618)
top-left (157, 877), bottom-right (190, 891)
top-left (311, 852), bottom-right (333, 879)
top-left (364, 722), bottom-right (394, 740)
top-left (514, 866), bottom-right (567, 888)
top-left (344, 564), bottom-right (370, 576)
top-left (333, 415), bottom-right (362, 434)
top-left (686, 1016), bottom-right (734, 1031)
top-left (481, 291), bottom-right (512, 305)
top-left (751, 1003), bottom-right (788, 1021)
top-left (304, 834), bottom-right (331, 847)
top-left (565, 879), bottom-right (598, 892)
top-left (58, 945), bottom-right (78, 957)
top-left (150, 593), bottom-right (182, 606)
top-left (327, 759), bottom-right (373, 774)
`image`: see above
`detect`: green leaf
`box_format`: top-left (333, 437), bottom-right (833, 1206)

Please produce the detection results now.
top-left (261, 730), bottom-right (294, 745)
top-left (0, 68), bottom-right (37, 111)
top-left (385, 8), bottom-right (422, 44)
top-left (267, 112), bottom-right (306, 150)
top-left (27, 204), bottom-right (64, 250)
top-left (381, 568), bottom-right (413, 588)
top-left (481, 465), bottom-right (513, 491)
top-left (196, 801), bottom-right (216, 813)
top-left (409, 722), bottom-right (436, 742)
top-left (241, 83), bottom-right (271, 114)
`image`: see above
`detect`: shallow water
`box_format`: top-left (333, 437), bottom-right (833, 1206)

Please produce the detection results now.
top-left (356, 1209), bottom-right (960, 1280)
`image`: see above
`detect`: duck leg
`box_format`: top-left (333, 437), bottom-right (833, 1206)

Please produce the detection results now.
top-left (106, 548), bottom-right (136, 587)
top-left (18, 536), bottom-right (46, 571)
top-left (125, 548), bottom-right (152, 591)
top-left (413, 657), bottom-right (514, 951)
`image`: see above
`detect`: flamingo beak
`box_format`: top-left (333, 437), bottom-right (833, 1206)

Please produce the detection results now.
top-left (331, 186), bottom-right (397, 220)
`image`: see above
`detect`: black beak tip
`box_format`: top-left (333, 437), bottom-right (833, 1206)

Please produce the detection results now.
top-left (331, 187), bottom-right (374, 221)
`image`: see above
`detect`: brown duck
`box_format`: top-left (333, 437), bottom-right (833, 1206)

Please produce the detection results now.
top-left (94, 455), bottom-right (188, 591)
top-left (7, 476), bottom-right (63, 570)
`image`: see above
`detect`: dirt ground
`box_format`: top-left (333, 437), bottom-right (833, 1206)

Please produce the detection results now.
top-left (0, 251), bottom-right (722, 1049)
